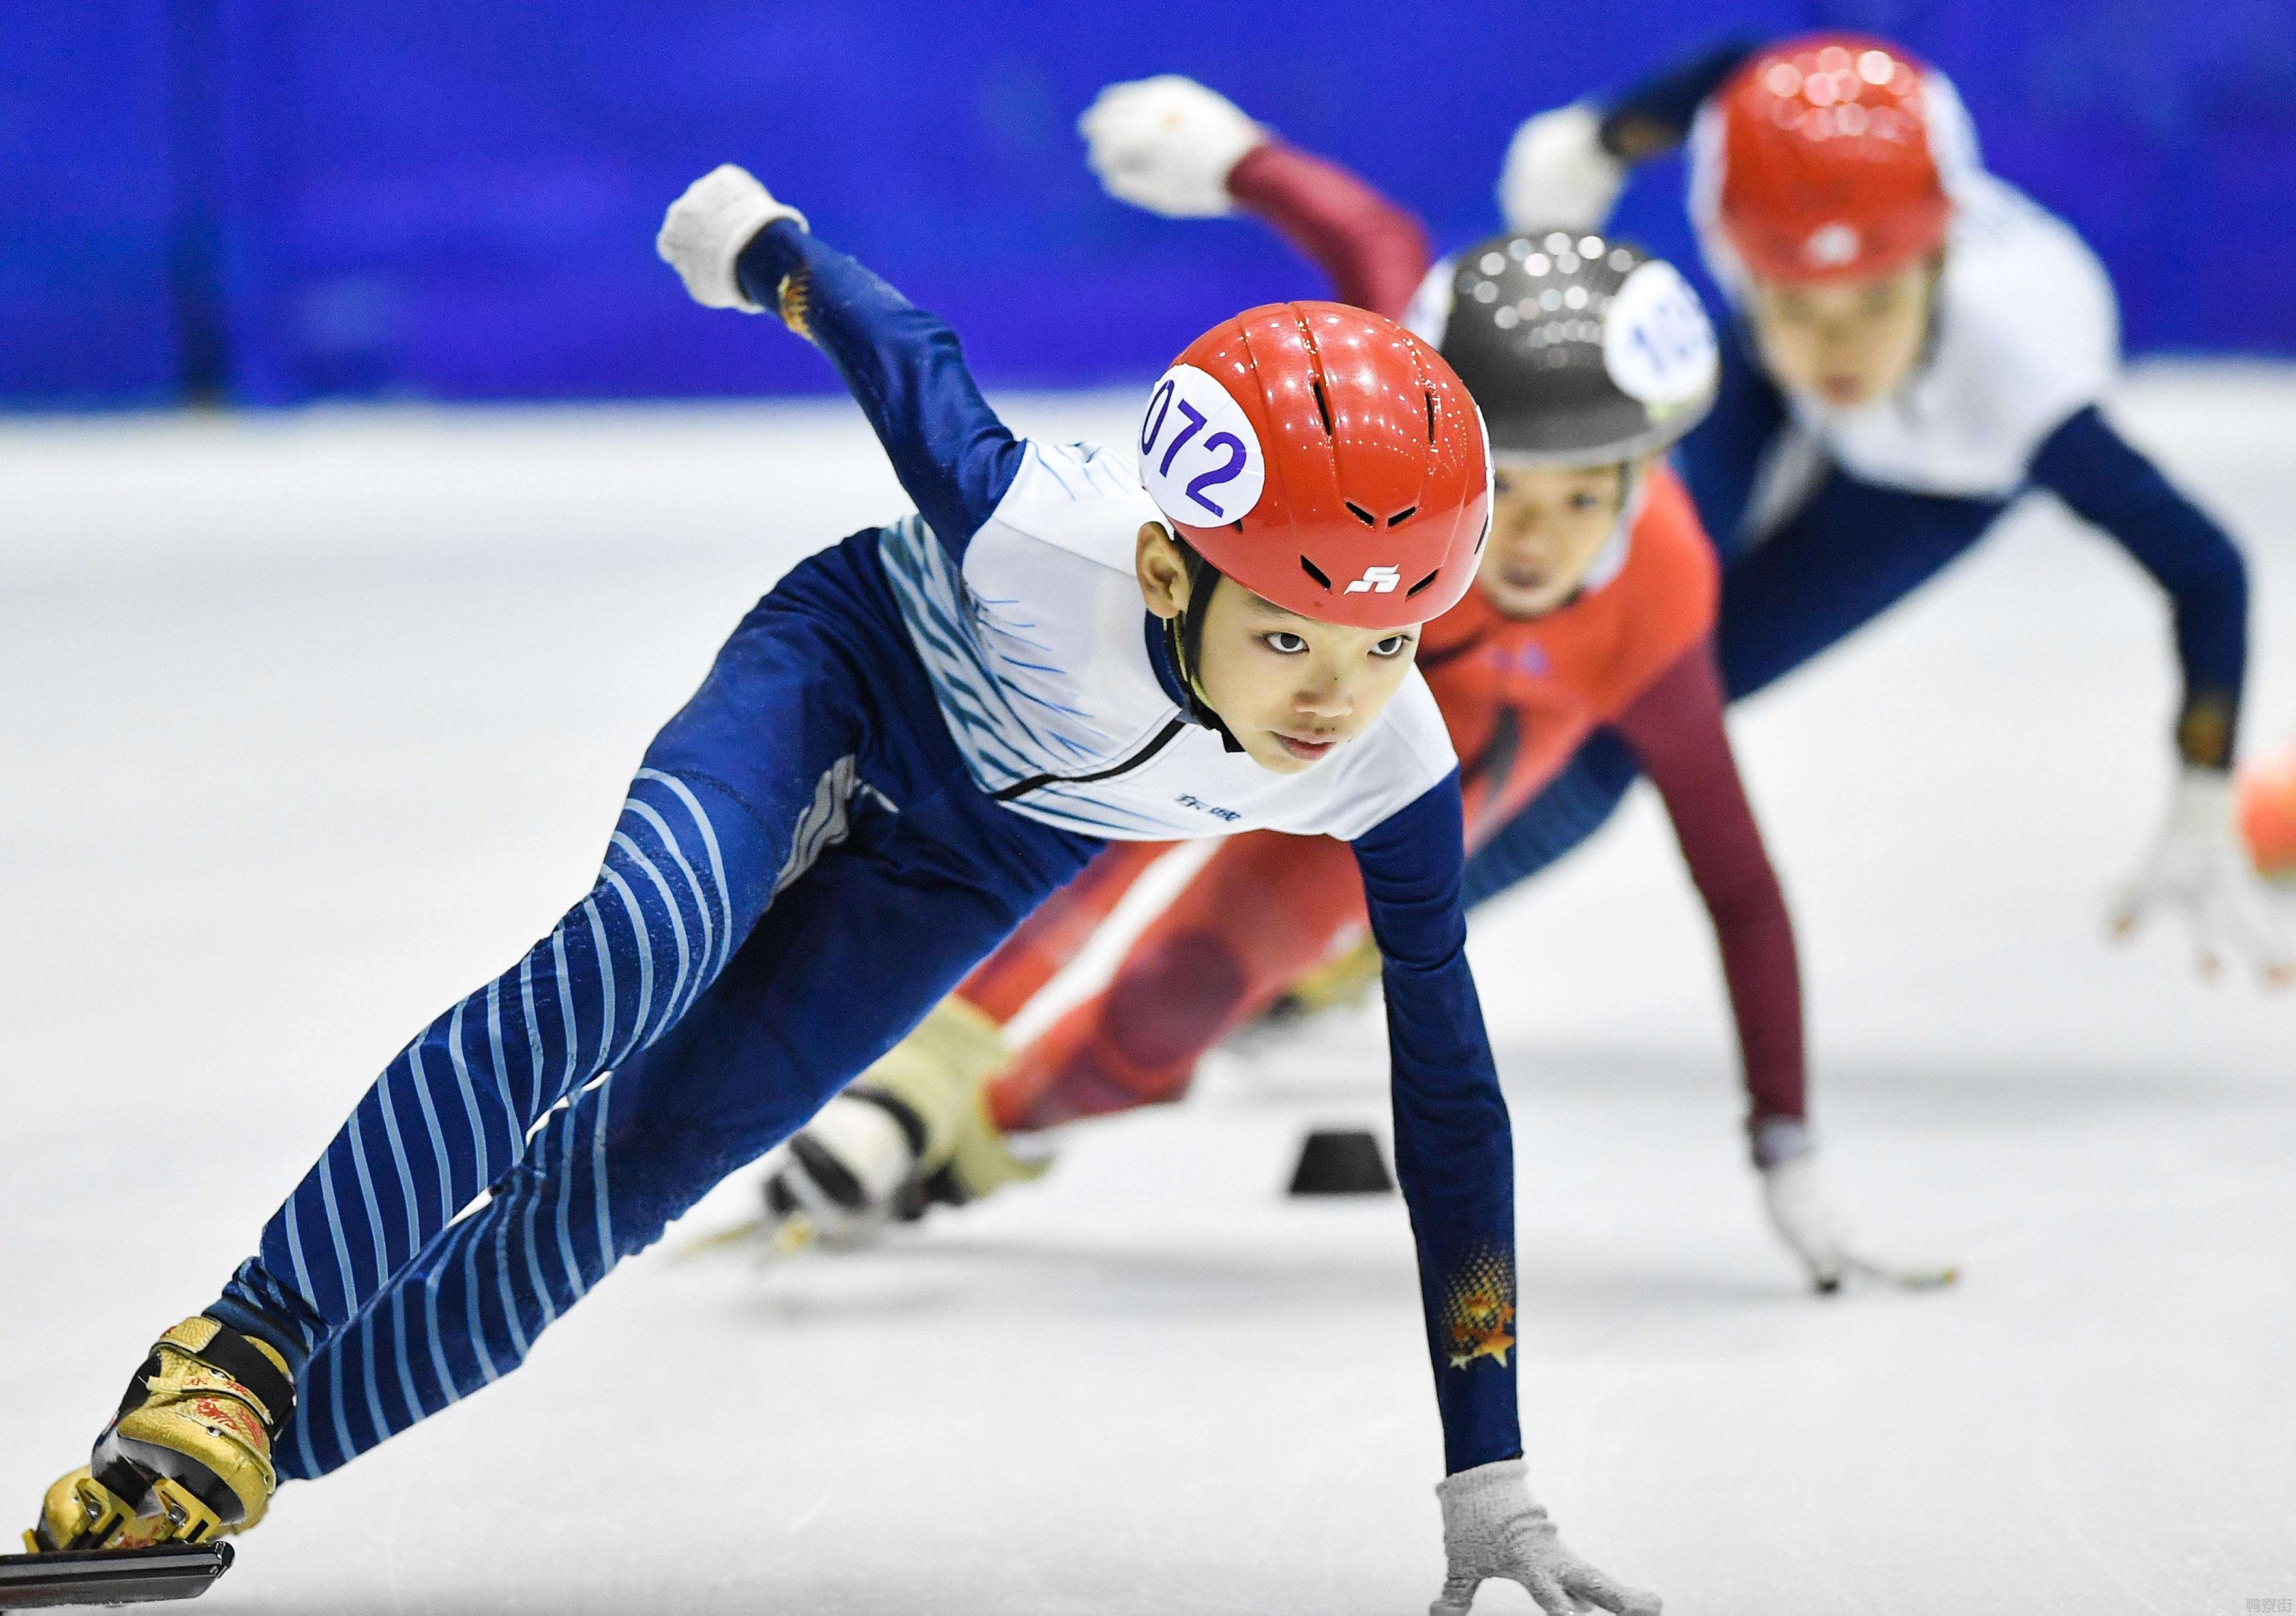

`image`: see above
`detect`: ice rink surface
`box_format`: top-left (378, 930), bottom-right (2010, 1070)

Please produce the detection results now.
top-left (3, 367), bottom-right (2292, 1615)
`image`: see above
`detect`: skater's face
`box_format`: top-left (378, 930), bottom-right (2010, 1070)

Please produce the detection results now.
top-left (1748, 254), bottom-right (1939, 409)
top-left (1136, 524), bottom-right (1421, 775)
top-left (1477, 461), bottom-right (1639, 618)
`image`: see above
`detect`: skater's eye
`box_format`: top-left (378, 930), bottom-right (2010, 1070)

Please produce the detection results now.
top-left (1262, 631), bottom-right (1309, 654)
top-left (1370, 634), bottom-right (1412, 658)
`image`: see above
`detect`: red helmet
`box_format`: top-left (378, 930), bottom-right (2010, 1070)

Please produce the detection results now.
top-left (1138, 301), bottom-right (1489, 629)
top-left (1714, 34), bottom-right (1952, 283)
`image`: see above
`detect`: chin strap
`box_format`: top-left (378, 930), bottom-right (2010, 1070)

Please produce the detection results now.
top-left (1164, 547), bottom-right (1247, 754)
top-left (1163, 610), bottom-right (1246, 753)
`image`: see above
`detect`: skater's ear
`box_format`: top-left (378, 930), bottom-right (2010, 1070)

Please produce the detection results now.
top-left (1136, 522), bottom-right (1192, 617)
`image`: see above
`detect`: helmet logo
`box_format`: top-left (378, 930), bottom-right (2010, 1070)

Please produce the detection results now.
top-left (1803, 222), bottom-right (1863, 266)
top-left (1139, 363), bottom-right (1267, 527)
top-left (1343, 565), bottom-right (1402, 595)
top-left (1603, 260), bottom-right (1719, 407)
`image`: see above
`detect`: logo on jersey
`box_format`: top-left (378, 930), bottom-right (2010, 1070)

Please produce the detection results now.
top-left (1175, 794), bottom-right (1241, 822)
top-left (1138, 364), bottom-right (1266, 527)
top-left (1603, 260), bottom-right (1719, 413)
top-left (1343, 564), bottom-right (1401, 595)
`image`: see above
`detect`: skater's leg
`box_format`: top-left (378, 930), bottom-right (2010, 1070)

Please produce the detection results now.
top-left (282, 784), bottom-right (1094, 1478)
top-left (1457, 732), bottom-right (1642, 912)
top-left (1716, 476), bottom-right (2003, 699)
top-left (954, 839), bottom-right (1174, 1022)
top-left (204, 544), bottom-right (929, 1370)
top-left (206, 767), bottom-right (779, 1365)
top-left (987, 831), bottom-right (1368, 1129)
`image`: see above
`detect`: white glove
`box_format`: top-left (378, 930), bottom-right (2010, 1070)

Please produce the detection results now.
top-left (1432, 1460), bottom-right (1661, 1616)
top-left (1496, 104), bottom-right (1627, 234)
top-left (656, 164), bottom-right (808, 313)
top-left (1760, 1147), bottom-right (1859, 1294)
top-left (1079, 75), bottom-right (1265, 218)
top-left (1759, 1132), bottom-right (1959, 1295)
top-left (2110, 766), bottom-right (2295, 987)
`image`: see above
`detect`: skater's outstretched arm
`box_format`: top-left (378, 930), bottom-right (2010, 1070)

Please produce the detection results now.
top-left (1349, 771), bottom-right (1519, 1475)
top-left (659, 165), bottom-right (1026, 557)
top-left (1609, 640), bottom-right (1805, 1146)
top-left (2027, 404), bottom-right (2249, 768)
top-left (1077, 76), bottom-right (1430, 320)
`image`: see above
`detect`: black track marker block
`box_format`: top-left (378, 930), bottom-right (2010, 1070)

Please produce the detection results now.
top-left (1287, 1128), bottom-right (1397, 1196)
top-left (0, 1542), bottom-right (232, 1609)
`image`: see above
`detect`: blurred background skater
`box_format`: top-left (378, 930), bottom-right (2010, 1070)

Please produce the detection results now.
top-left (759, 76), bottom-right (1957, 1297)
top-left (1477, 33), bottom-right (2291, 987)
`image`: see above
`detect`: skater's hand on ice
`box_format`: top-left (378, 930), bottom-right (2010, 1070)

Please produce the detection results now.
top-left (1757, 1129), bottom-right (1958, 1295)
top-left (1079, 76), bottom-right (1264, 218)
top-left (1496, 104), bottom-right (1627, 234)
top-left (1431, 1460), bottom-right (1660, 1616)
top-left (657, 164), bottom-right (807, 312)
top-left (2110, 767), bottom-right (2295, 989)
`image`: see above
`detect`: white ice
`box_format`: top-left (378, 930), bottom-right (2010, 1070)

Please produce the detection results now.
top-left (2, 369), bottom-right (2291, 1615)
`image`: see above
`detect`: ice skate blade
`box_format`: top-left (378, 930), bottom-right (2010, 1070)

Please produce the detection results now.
top-left (0, 1543), bottom-right (231, 1609)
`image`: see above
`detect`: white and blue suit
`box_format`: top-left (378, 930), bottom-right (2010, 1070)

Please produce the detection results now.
top-left (1464, 46), bottom-right (2252, 904)
top-left (211, 220), bottom-right (1523, 1480)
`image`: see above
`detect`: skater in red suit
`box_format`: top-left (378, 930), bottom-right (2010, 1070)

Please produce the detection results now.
top-left (764, 79), bottom-right (1942, 1296)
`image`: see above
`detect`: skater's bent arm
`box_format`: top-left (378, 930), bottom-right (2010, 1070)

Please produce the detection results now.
top-left (1612, 642), bottom-right (1807, 1134)
top-left (2027, 405), bottom-right (2250, 767)
top-left (737, 221), bottom-right (1024, 554)
top-left (1352, 772), bottom-right (1523, 1474)
top-left (1224, 141), bottom-right (1433, 321)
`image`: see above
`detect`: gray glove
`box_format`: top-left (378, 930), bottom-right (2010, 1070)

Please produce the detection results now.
top-left (1432, 1460), bottom-right (1661, 1615)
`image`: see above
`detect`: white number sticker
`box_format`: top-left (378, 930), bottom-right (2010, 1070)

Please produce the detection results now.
top-left (1137, 363), bottom-right (1265, 527)
top-left (1603, 261), bottom-right (1719, 408)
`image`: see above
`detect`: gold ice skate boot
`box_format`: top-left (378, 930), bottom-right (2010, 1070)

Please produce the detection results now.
top-left (24, 1317), bottom-right (294, 1555)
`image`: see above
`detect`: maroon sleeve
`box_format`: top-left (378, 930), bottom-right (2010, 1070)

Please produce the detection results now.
top-left (1224, 141), bottom-right (1433, 321)
top-left (1608, 639), bottom-right (1807, 1146)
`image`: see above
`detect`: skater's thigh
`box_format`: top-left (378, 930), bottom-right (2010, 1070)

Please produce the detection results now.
top-left (1718, 477), bottom-right (2002, 699)
top-left (599, 802), bottom-right (1093, 1217)
top-left (1144, 831), bottom-right (1368, 992)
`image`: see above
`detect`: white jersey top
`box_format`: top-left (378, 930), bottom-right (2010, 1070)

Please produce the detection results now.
top-left (874, 438), bottom-right (1458, 842)
top-left (1687, 73), bottom-right (2122, 503)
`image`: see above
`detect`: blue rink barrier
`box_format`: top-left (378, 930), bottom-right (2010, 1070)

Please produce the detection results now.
top-left (3, 0), bottom-right (2294, 405)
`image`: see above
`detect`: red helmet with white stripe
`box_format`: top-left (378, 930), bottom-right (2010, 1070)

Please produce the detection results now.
top-left (1715, 34), bottom-right (1952, 283)
top-left (1138, 301), bottom-right (1489, 629)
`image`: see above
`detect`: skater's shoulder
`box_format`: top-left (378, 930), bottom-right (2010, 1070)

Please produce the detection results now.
top-left (1936, 174), bottom-right (2118, 404)
top-left (977, 439), bottom-right (1164, 571)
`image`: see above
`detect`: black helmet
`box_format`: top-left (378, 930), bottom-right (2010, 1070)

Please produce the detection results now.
top-left (1407, 228), bottom-right (1719, 467)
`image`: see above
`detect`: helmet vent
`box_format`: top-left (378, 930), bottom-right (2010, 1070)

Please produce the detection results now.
top-left (1299, 555), bottom-right (1332, 589)
top-left (1344, 502), bottom-right (1377, 527)
top-left (1424, 389), bottom-right (1439, 443)
top-left (1386, 506), bottom-right (1417, 527)
top-left (1406, 567), bottom-right (1442, 599)
top-left (1310, 379), bottom-right (1334, 437)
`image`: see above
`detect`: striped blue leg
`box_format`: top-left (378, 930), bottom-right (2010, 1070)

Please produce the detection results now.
top-left (209, 768), bottom-right (770, 1365)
